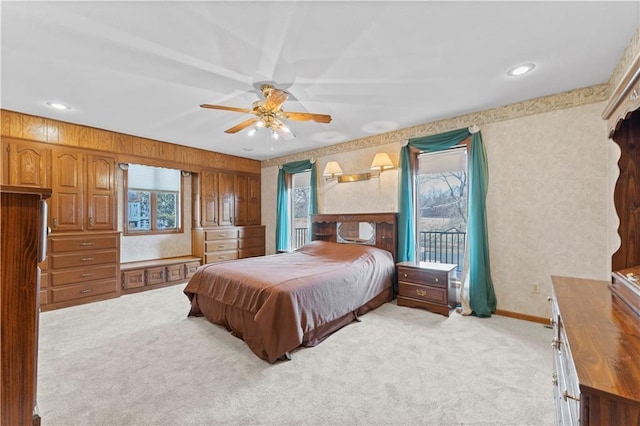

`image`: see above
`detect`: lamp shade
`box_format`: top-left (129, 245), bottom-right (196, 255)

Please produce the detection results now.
top-left (323, 161), bottom-right (343, 177)
top-left (370, 153), bottom-right (394, 171)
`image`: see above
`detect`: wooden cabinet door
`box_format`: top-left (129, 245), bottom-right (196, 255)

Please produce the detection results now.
top-left (218, 171), bottom-right (235, 226)
top-left (86, 154), bottom-right (116, 231)
top-left (200, 169), bottom-right (219, 227)
top-left (51, 149), bottom-right (84, 231)
top-left (4, 140), bottom-right (50, 187)
top-left (247, 174), bottom-right (261, 225)
top-left (234, 174), bottom-right (248, 226)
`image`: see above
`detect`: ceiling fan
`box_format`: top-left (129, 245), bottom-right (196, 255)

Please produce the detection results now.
top-left (200, 84), bottom-right (332, 140)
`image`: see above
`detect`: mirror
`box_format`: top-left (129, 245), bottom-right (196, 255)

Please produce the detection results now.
top-left (336, 221), bottom-right (376, 245)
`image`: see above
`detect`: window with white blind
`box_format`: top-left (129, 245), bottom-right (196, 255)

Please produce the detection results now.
top-left (125, 164), bottom-right (183, 235)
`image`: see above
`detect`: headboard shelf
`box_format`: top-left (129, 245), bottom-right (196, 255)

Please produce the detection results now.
top-left (310, 213), bottom-right (398, 261)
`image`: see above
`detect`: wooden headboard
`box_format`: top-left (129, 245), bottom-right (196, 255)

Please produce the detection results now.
top-left (310, 213), bottom-right (398, 261)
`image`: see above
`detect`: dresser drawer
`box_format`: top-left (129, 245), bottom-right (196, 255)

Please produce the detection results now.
top-left (205, 240), bottom-right (238, 251)
top-left (398, 281), bottom-right (447, 304)
top-left (166, 264), bottom-right (184, 282)
top-left (238, 226), bottom-right (264, 239)
top-left (184, 261), bottom-right (200, 279)
top-left (122, 269), bottom-right (145, 289)
top-left (397, 266), bottom-right (447, 288)
top-left (205, 229), bottom-right (238, 241)
top-left (51, 249), bottom-right (118, 269)
top-left (40, 289), bottom-right (49, 306)
top-left (205, 251), bottom-right (238, 263)
top-left (146, 266), bottom-right (165, 285)
top-left (50, 279), bottom-right (117, 303)
top-left (50, 264), bottom-right (117, 286)
top-left (238, 236), bottom-right (264, 249)
top-left (49, 234), bottom-right (119, 253)
top-left (239, 246), bottom-right (265, 258)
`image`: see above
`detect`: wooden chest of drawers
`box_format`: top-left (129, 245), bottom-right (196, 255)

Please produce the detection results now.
top-left (42, 231), bottom-right (120, 310)
top-left (396, 261), bottom-right (457, 317)
top-left (238, 225), bottom-right (265, 258)
top-left (192, 226), bottom-right (265, 264)
top-left (551, 276), bottom-right (640, 425)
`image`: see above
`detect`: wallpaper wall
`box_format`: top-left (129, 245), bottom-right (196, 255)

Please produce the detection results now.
top-left (261, 102), bottom-right (616, 319)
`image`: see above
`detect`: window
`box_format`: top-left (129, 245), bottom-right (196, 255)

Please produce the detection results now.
top-left (125, 164), bottom-right (182, 235)
top-left (290, 171), bottom-right (311, 250)
top-left (416, 147), bottom-right (468, 276)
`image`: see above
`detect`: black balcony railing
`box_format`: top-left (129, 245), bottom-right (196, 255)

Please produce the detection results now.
top-left (419, 230), bottom-right (466, 272)
top-left (292, 227), bottom-right (465, 272)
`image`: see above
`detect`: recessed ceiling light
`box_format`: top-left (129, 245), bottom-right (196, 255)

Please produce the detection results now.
top-left (506, 63), bottom-right (535, 77)
top-left (46, 101), bottom-right (71, 110)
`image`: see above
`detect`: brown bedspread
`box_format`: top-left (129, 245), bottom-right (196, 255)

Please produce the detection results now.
top-left (184, 240), bottom-right (394, 362)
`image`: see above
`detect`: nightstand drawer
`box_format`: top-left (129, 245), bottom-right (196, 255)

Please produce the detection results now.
top-left (398, 281), bottom-right (447, 304)
top-left (397, 266), bottom-right (447, 288)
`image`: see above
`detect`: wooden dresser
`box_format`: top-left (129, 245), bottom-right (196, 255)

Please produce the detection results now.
top-left (550, 275), bottom-right (640, 425)
top-left (192, 225), bottom-right (265, 265)
top-left (43, 231), bottom-right (121, 311)
top-left (396, 261), bottom-right (457, 316)
top-left (1, 185), bottom-right (51, 426)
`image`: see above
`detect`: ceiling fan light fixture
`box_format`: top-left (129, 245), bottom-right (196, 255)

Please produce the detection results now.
top-left (255, 120), bottom-right (265, 128)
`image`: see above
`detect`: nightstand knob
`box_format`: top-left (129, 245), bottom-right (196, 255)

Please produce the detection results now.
top-left (434, 278), bottom-right (439, 282)
top-left (403, 273), bottom-right (407, 278)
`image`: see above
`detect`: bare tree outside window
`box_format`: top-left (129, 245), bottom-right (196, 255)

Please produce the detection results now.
top-left (417, 149), bottom-right (468, 274)
top-left (291, 171), bottom-right (311, 249)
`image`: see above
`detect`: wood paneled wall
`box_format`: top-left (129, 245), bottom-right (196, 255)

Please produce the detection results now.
top-left (1, 109), bottom-right (260, 174)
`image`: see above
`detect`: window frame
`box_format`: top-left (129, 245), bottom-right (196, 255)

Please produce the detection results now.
top-left (411, 139), bottom-right (470, 264)
top-left (289, 170), bottom-right (312, 250)
top-left (123, 166), bottom-right (185, 236)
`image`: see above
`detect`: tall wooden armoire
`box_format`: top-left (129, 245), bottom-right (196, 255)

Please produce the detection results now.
top-left (1, 185), bottom-right (51, 425)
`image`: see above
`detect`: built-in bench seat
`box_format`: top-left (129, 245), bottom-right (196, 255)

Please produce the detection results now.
top-left (120, 256), bottom-right (201, 294)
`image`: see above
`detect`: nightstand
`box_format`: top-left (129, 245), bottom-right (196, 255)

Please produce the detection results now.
top-left (396, 261), bottom-right (457, 317)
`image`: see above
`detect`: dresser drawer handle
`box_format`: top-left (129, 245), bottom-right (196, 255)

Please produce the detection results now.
top-left (79, 242), bottom-right (95, 247)
top-left (416, 289), bottom-right (427, 297)
top-left (218, 245), bottom-right (225, 248)
top-left (562, 390), bottom-right (580, 402)
top-left (218, 234), bottom-right (227, 238)
top-left (80, 257), bottom-right (95, 262)
top-left (80, 288), bottom-right (93, 294)
top-left (80, 273), bottom-right (94, 278)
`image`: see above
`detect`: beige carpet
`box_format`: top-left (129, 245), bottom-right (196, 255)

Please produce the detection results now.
top-left (37, 283), bottom-right (556, 425)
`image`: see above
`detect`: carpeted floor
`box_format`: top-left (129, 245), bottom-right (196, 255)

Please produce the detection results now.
top-left (37, 283), bottom-right (556, 425)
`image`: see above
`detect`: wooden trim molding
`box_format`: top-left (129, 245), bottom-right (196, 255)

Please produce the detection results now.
top-left (261, 84), bottom-right (608, 168)
top-left (494, 309), bottom-right (550, 325)
top-left (603, 50), bottom-right (640, 138)
top-left (0, 109), bottom-right (260, 174)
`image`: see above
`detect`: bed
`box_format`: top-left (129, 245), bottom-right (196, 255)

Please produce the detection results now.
top-left (184, 212), bottom-right (398, 363)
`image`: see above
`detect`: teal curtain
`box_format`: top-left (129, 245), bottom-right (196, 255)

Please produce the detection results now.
top-left (398, 128), bottom-right (496, 317)
top-left (275, 159), bottom-right (317, 251)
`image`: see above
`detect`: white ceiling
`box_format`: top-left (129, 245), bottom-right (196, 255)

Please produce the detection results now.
top-left (2, 1), bottom-right (638, 161)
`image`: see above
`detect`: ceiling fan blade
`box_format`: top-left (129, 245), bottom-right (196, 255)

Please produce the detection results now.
top-left (263, 88), bottom-right (289, 111)
top-left (285, 111), bottom-right (332, 124)
top-left (200, 104), bottom-right (253, 114)
top-left (225, 118), bottom-right (258, 134)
